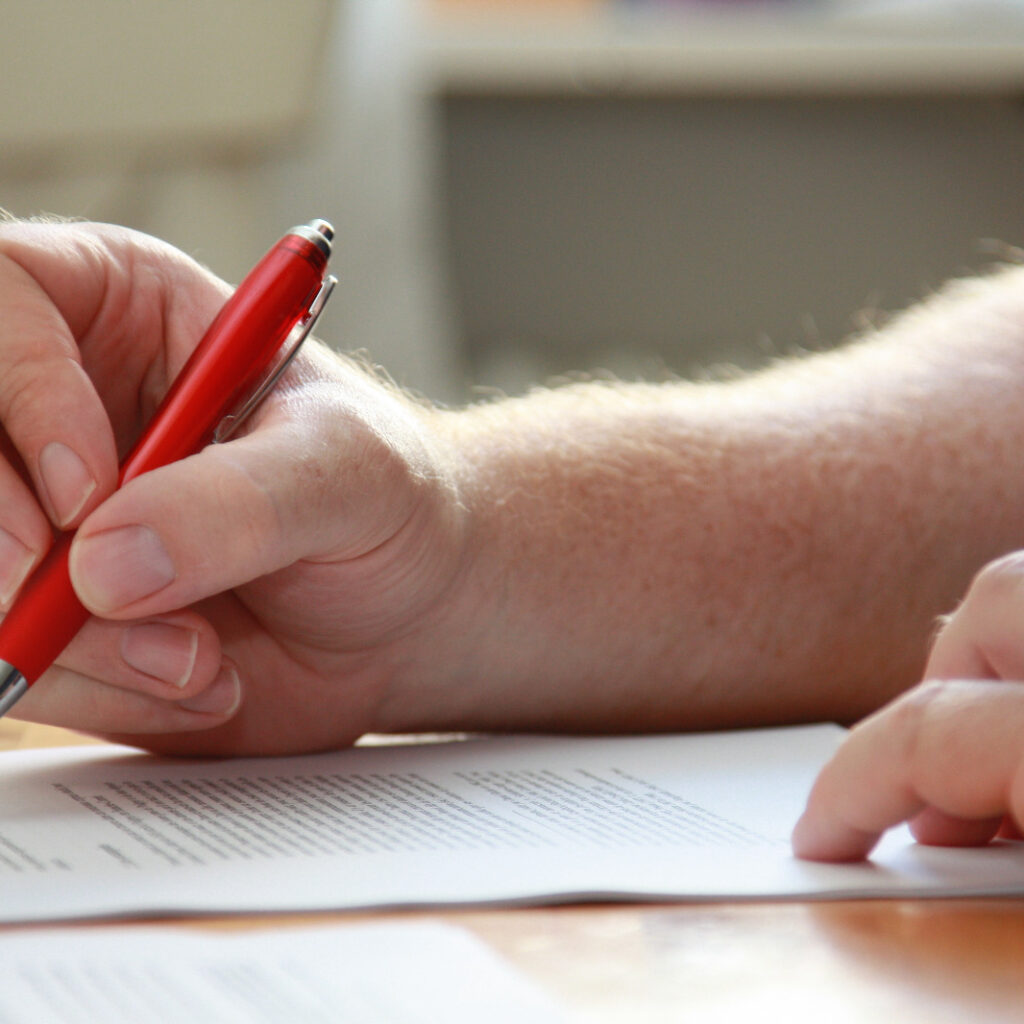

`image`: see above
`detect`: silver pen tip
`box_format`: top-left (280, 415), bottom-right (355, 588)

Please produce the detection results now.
top-left (0, 662), bottom-right (28, 718)
top-left (310, 219), bottom-right (334, 243)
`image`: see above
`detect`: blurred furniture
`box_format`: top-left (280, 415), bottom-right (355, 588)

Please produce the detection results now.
top-left (420, 3), bottom-right (1024, 395)
top-left (5, 2), bottom-right (1024, 403)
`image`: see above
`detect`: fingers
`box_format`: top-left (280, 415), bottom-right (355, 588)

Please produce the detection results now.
top-left (0, 455), bottom-right (50, 608)
top-left (0, 227), bottom-right (120, 529)
top-left (68, 348), bottom-right (441, 623)
top-left (907, 806), bottom-right (1005, 848)
top-left (925, 552), bottom-right (1024, 680)
top-left (0, 219), bottom-right (229, 631)
top-left (64, 609), bottom-right (222, 697)
top-left (0, 220), bottom-right (229, 554)
top-left (0, 222), bottom-right (245, 738)
top-left (792, 679), bottom-right (1024, 861)
top-left (67, 430), bottom-right (353, 618)
top-left (13, 664), bottom-right (241, 736)
top-left (793, 552), bottom-right (1024, 861)
top-left (12, 611), bottom-right (241, 735)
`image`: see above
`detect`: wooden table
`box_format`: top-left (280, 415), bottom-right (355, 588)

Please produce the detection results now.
top-left (4, 721), bottom-right (1023, 1023)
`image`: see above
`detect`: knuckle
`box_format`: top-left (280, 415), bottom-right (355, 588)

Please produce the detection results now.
top-left (967, 552), bottom-right (1024, 606)
top-left (0, 356), bottom-right (59, 426)
top-left (880, 679), bottom-right (951, 772)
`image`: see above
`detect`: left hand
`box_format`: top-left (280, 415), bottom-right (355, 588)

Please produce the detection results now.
top-left (792, 551), bottom-right (1024, 860)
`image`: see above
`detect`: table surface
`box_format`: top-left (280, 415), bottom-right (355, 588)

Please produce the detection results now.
top-left (3, 720), bottom-right (1023, 1023)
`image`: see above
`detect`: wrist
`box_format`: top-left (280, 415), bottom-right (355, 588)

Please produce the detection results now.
top-left (375, 389), bottom-right (703, 734)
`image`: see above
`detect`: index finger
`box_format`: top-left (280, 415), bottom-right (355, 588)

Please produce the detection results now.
top-left (0, 223), bottom-right (119, 528)
top-left (791, 679), bottom-right (1024, 860)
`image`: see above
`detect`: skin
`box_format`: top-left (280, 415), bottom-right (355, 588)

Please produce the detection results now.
top-left (792, 553), bottom-right (1024, 860)
top-left (3, 220), bottom-right (1024, 858)
top-left (0, 220), bottom-right (468, 755)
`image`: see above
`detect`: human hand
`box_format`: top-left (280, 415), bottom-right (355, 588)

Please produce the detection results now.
top-left (0, 220), bottom-right (467, 755)
top-left (792, 551), bottom-right (1024, 860)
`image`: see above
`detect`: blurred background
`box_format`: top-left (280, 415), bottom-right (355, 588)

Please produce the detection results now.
top-left (3, 0), bottom-right (1024, 404)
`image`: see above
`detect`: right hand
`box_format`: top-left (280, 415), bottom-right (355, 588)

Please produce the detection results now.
top-left (0, 219), bottom-right (470, 755)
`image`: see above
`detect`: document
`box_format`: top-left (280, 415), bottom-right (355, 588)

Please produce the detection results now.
top-left (0, 921), bottom-right (569, 1023)
top-left (0, 724), bottom-right (1021, 923)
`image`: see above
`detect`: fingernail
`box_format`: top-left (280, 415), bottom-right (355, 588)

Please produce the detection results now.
top-left (72, 525), bottom-right (176, 613)
top-left (180, 663), bottom-right (241, 716)
top-left (0, 528), bottom-right (36, 607)
top-left (38, 442), bottom-right (97, 527)
top-left (121, 621), bottom-right (199, 689)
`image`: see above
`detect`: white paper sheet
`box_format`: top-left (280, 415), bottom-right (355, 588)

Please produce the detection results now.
top-left (0, 724), bottom-right (1021, 923)
top-left (0, 922), bottom-right (570, 1023)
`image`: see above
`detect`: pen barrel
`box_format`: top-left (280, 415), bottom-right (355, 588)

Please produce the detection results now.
top-left (121, 236), bottom-right (327, 483)
top-left (0, 228), bottom-right (329, 685)
top-left (0, 534), bottom-right (83, 683)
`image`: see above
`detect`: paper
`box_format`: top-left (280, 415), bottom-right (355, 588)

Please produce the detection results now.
top-left (0, 921), bottom-right (569, 1023)
top-left (0, 724), bottom-right (1022, 923)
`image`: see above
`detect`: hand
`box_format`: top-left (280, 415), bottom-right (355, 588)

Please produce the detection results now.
top-left (0, 220), bottom-right (467, 755)
top-left (792, 551), bottom-right (1024, 860)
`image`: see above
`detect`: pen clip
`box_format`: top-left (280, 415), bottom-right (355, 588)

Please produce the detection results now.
top-left (214, 274), bottom-right (337, 444)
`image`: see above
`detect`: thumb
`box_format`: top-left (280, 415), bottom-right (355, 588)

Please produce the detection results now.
top-left (67, 378), bottom-right (436, 619)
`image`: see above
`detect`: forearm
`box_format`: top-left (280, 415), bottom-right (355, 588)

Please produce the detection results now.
top-left (384, 266), bottom-right (1024, 733)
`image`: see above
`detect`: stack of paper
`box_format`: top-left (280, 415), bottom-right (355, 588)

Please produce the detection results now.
top-left (0, 724), bottom-right (1020, 924)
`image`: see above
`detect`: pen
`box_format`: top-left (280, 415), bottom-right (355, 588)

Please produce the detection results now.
top-left (0, 219), bottom-right (337, 717)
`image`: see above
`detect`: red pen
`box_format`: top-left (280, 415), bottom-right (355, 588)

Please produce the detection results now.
top-left (0, 219), bottom-right (336, 716)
